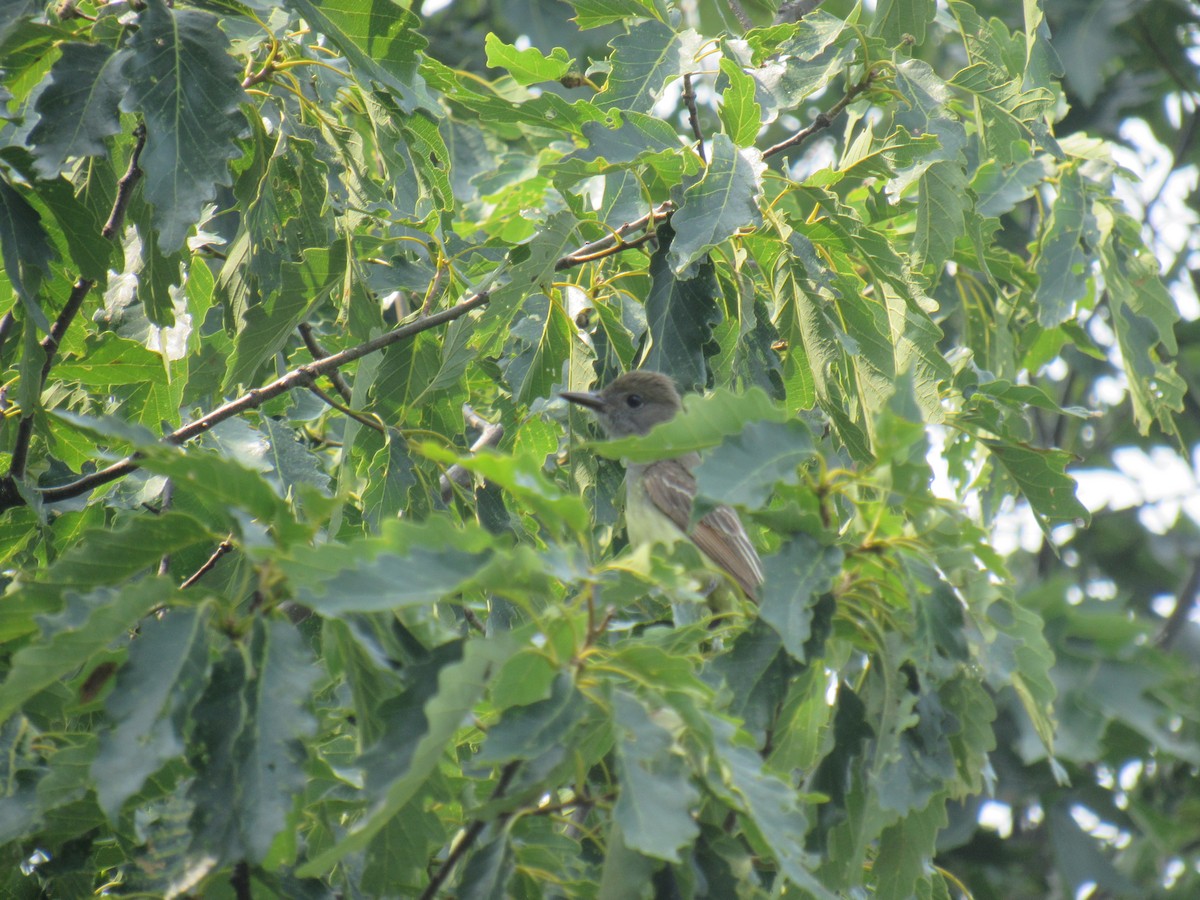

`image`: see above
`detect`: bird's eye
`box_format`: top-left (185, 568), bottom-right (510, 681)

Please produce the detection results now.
top-left (626, 393), bottom-right (643, 408)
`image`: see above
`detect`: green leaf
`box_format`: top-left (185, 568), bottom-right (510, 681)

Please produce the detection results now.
top-left (873, 795), bottom-right (948, 900)
top-left (92, 604), bottom-right (211, 820)
top-left (694, 419), bottom-right (815, 511)
top-left (422, 444), bottom-right (589, 535)
top-left (599, 19), bottom-right (697, 114)
top-left (871, 0), bottom-right (935, 43)
top-left (0, 579), bottom-right (177, 725)
top-left (982, 438), bottom-right (1090, 532)
top-left (717, 57), bottom-right (762, 147)
top-left (641, 226), bottom-right (722, 393)
top-left (54, 336), bottom-right (165, 386)
top-left (293, 544), bottom-right (492, 614)
top-left (237, 618), bottom-right (319, 863)
top-left (1033, 168), bottom-right (1096, 327)
top-left (667, 134), bottom-right (764, 273)
top-left (569, 0), bottom-right (662, 29)
top-left (224, 246), bottom-right (339, 390)
top-left (28, 42), bottom-right (126, 179)
top-left (284, 0), bottom-right (430, 111)
top-left (479, 672), bottom-right (584, 763)
top-left (498, 293), bottom-right (573, 407)
top-left (708, 715), bottom-right (835, 899)
top-left (612, 691), bottom-right (699, 862)
top-left (458, 827), bottom-right (515, 899)
top-left (186, 645), bottom-right (247, 866)
top-left (122, 0), bottom-right (249, 252)
top-left (482, 210), bottom-right (580, 342)
top-left (978, 593), bottom-right (1057, 756)
top-left (28, 173), bottom-right (114, 282)
top-left (18, 512), bottom-right (214, 607)
top-left (0, 175), bottom-right (55, 329)
top-left (484, 34), bottom-right (572, 86)
top-left (296, 631), bottom-right (521, 876)
top-left (758, 535), bottom-right (843, 661)
top-left (1096, 203), bottom-right (1185, 439)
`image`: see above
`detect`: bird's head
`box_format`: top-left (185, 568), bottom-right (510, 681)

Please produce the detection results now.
top-left (560, 370), bottom-right (682, 438)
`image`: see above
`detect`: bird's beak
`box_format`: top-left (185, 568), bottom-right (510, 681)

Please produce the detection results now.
top-left (559, 390), bottom-right (606, 412)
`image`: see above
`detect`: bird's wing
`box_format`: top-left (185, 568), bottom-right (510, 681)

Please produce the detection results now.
top-left (642, 458), bottom-right (764, 601)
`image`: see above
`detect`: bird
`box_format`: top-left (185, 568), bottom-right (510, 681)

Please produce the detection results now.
top-left (560, 370), bottom-right (763, 603)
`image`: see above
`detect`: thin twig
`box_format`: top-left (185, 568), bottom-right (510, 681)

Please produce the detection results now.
top-left (554, 202), bottom-right (673, 271)
top-left (439, 407), bottom-right (505, 502)
top-left (298, 322), bottom-right (353, 402)
top-left (180, 537), bottom-right (235, 590)
top-left (101, 123), bottom-right (147, 240)
top-left (682, 73), bottom-right (706, 163)
top-left (762, 71), bottom-right (877, 159)
top-left (775, 0), bottom-right (823, 23)
top-left (309, 381), bottom-right (386, 434)
top-left (1157, 558), bottom-right (1200, 650)
top-left (33, 291), bottom-right (494, 506)
top-left (156, 479), bottom-right (175, 576)
top-left (419, 761), bottom-right (521, 900)
top-left (8, 277), bottom-right (94, 480)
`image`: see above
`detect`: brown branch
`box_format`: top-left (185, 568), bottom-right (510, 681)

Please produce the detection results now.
top-left (775, 0), bottom-right (823, 23)
top-left (8, 277), bottom-right (94, 480)
top-left (0, 311), bottom-right (14, 360)
top-left (308, 381), bottom-right (386, 434)
top-left (418, 761), bottom-right (520, 900)
top-left (101, 123), bottom-right (147, 240)
top-left (762, 70), bottom-right (877, 159)
top-left (22, 207), bottom-right (663, 511)
top-left (439, 407), bottom-right (505, 502)
top-left (34, 290), bottom-right (492, 506)
top-left (1157, 557), bottom-right (1200, 650)
top-left (180, 536), bottom-right (235, 590)
top-left (555, 201), bottom-right (673, 271)
top-left (682, 73), bottom-right (705, 163)
top-left (297, 322), bottom-right (353, 402)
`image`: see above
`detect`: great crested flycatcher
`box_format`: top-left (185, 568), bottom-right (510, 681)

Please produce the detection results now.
top-left (560, 370), bottom-right (764, 602)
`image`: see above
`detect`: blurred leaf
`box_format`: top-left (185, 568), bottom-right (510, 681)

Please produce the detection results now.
top-left (641, 225), bottom-right (722, 393)
top-left (594, 384), bottom-right (784, 462)
top-left (92, 604), bottom-right (211, 821)
top-left (123, 0), bottom-right (249, 252)
top-left (28, 43), bottom-right (125, 179)
top-left (612, 691), bottom-right (699, 861)
top-left (296, 631), bottom-right (521, 876)
top-left (759, 535), bottom-right (843, 661)
top-left (694, 418), bottom-right (815, 512)
top-left (0, 579), bottom-right (177, 724)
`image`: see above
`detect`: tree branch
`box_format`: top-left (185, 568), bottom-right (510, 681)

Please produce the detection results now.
top-left (7, 277), bottom-right (95, 481)
top-left (1156, 557), bottom-right (1200, 650)
top-left (682, 73), bottom-right (706, 163)
top-left (439, 406), bottom-right (505, 502)
top-left (180, 536), bottom-right (236, 590)
top-left (762, 70), bottom-right (877, 160)
top-left (298, 322), bottom-right (353, 402)
top-left (555, 201), bottom-right (673, 271)
top-left (20, 203), bottom-right (667, 511)
top-left (101, 123), bottom-right (147, 240)
top-left (419, 761), bottom-right (520, 900)
top-left (33, 289), bottom-right (491, 506)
